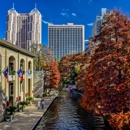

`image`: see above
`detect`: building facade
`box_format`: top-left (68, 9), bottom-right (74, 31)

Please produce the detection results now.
top-left (48, 23), bottom-right (85, 60)
top-left (92, 8), bottom-right (107, 37)
top-left (6, 6), bottom-right (42, 51)
top-left (0, 38), bottom-right (35, 120)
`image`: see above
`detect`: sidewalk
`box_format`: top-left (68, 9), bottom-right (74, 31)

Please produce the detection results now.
top-left (0, 91), bottom-right (58, 130)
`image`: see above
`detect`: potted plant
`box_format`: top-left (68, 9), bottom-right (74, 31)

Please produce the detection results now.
top-left (26, 96), bottom-right (34, 105)
top-left (6, 106), bottom-right (17, 120)
top-left (9, 71), bottom-right (15, 75)
top-left (19, 101), bottom-right (26, 112)
top-left (9, 71), bottom-right (16, 81)
top-left (25, 101), bottom-right (30, 106)
top-left (22, 71), bottom-right (25, 75)
top-left (5, 115), bottom-right (11, 122)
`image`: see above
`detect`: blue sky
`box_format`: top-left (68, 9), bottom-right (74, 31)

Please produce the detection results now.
top-left (0, 0), bottom-right (130, 46)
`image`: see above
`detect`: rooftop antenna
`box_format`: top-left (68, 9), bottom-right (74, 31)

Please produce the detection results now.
top-left (35, 3), bottom-right (37, 8)
top-left (13, 3), bottom-right (14, 9)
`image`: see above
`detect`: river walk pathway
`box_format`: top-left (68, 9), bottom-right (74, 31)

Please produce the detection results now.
top-left (0, 91), bottom-right (57, 130)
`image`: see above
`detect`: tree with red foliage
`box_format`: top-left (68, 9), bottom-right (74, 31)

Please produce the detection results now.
top-left (80, 10), bottom-right (130, 116)
top-left (49, 62), bottom-right (60, 88)
top-left (44, 62), bottom-right (60, 93)
top-left (59, 52), bottom-right (92, 90)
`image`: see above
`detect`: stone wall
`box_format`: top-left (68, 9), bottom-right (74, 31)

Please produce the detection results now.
top-left (33, 71), bottom-right (44, 97)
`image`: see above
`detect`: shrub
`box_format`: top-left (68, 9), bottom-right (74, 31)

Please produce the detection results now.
top-left (6, 106), bottom-right (16, 115)
top-left (20, 101), bottom-right (26, 111)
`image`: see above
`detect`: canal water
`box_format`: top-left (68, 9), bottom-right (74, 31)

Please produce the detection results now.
top-left (35, 92), bottom-right (94, 130)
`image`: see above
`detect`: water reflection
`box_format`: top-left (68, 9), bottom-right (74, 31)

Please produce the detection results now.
top-left (35, 92), bottom-right (94, 130)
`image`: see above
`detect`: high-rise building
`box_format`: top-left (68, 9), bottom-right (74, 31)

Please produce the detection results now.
top-left (48, 23), bottom-right (85, 60)
top-left (6, 5), bottom-right (42, 51)
top-left (92, 8), bottom-right (107, 36)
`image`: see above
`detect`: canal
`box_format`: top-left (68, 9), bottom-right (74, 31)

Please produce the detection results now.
top-left (35, 91), bottom-right (94, 130)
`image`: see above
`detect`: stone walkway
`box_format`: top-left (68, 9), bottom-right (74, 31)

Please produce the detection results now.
top-left (0, 91), bottom-right (58, 130)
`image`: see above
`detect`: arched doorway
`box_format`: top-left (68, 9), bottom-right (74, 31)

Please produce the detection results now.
top-left (9, 56), bottom-right (16, 105)
top-left (20, 59), bottom-right (25, 101)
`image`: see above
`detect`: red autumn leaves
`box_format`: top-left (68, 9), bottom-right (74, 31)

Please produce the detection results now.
top-left (58, 10), bottom-right (130, 129)
top-left (59, 52), bottom-right (92, 91)
top-left (44, 62), bottom-right (60, 89)
top-left (80, 10), bottom-right (130, 129)
top-left (49, 62), bottom-right (60, 88)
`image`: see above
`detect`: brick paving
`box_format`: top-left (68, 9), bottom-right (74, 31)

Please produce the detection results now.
top-left (0, 91), bottom-right (57, 130)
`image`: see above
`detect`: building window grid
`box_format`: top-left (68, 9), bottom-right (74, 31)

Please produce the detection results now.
top-left (49, 26), bottom-right (83, 59)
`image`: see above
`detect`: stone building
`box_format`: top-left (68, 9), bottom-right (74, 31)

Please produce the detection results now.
top-left (0, 38), bottom-right (35, 120)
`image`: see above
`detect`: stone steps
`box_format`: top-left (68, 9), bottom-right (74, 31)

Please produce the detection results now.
top-left (94, 116), bottom-right (105, 129)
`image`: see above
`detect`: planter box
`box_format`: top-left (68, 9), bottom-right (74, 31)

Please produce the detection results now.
top-left (0, 75), bottom-right (1, 82)
top-left (8, 75), bottom-right (15, 81)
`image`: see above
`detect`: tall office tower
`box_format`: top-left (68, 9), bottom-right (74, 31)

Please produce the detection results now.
top-left (92, 8), bottom-right (107, 37)
top-left (6, 5), bottom-right (42, 51)
top-left (48, 23), bottom-right (85, 60)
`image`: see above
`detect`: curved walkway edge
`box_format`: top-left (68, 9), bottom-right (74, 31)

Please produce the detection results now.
top-left (31, 96), bottom-right (57, 130)
top-left (0, 91), bottom-right (58, 130)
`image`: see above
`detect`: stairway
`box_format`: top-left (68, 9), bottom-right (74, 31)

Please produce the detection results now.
top-left (93, 116), bottom-right (105, 130)
top-left (33, 71), bottom-right (44, 97)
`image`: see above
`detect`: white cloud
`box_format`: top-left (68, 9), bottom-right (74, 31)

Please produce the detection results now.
top-left (61, 13), bottom-right (66, 16)
top-left (87, 22), bottom-right (93, 26)
top-left (72, 13), bottom-right (77, 16)
top-left (61, 12), bottom-right (69, 17)
top-left (42, 20), bottom-right (50, 24)
top-left (61, 8), bottom-right (70, 17)
top-left (63, 9), bottom-right (69, 11)
top-left (84, 39), bottom-right (89, 42)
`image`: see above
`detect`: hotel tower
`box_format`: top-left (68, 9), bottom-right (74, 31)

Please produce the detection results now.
top-left (48, 23), bottom-right (85, 60)
top-left (6, 4), bottom-right (42, 51)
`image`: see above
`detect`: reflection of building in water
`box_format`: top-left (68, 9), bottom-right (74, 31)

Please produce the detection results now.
top-left (49, 23), bottom-right (85, 60)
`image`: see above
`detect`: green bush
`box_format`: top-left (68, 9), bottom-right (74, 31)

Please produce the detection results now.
top-left (25, 101), bottom-right (30, 106)
top-left (26, 96), bottom-right (34, 101)
top-left (6, 106), bottom-right (16, 115)
top-left (20, 101), bottom-right (26, 111)
top-left (9, 71), bottom-right (15, 75)
top-left (26, 96), bottom-right (34, 105)
top-left (5, 115), bottom-right (11, 119)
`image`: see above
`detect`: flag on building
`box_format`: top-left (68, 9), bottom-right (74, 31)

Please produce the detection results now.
top-left (3, 67), bottom-right (9, 83)
top-left (27, 69), bottom-right (31, 78)
top-left (17, 68), bottom-right (23, 81)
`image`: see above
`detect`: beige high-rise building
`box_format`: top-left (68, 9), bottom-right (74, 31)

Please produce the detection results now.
top-left (6, 5), bottom-right (42, 51)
